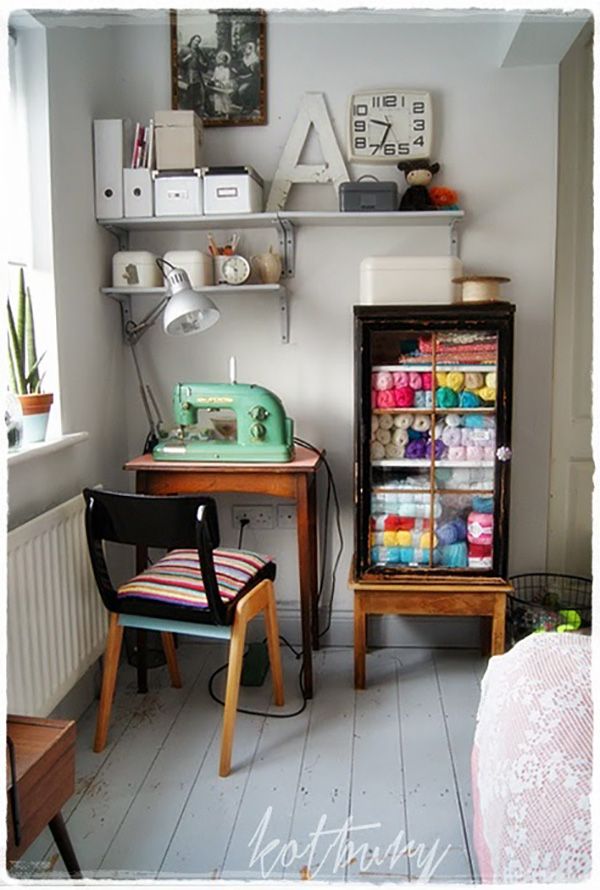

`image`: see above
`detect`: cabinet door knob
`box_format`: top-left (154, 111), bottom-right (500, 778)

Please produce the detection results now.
top-left (496, 446), bottom-right (512, 462)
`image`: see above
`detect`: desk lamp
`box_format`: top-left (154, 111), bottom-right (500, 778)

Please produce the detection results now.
top-left (123, 258), bottom-right (220, 452)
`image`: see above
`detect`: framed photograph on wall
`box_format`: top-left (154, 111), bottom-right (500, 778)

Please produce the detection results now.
top-left (170, 8), bottom-right (266, 127)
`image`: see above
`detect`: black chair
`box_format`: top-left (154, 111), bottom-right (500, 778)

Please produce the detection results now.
top-left (83, 488), bottom-right (284, 777)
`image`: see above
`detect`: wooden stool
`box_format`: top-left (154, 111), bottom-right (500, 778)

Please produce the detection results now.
top-left (349, 573), bottom-right (512, 690)
top-left (6, 715), bottom-right (81, 878)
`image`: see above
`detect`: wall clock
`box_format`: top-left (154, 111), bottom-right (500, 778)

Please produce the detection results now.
top-left (348, 89), bottom-right (432, 163)
top-left (222, 255), bottom-right (251, 285)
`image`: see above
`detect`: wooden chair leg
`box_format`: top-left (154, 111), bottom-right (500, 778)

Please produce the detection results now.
top-left (161, 632), bottom-right (182, 688)
top-left (219, 612), bottom-right (248, 778)
top-left (94, 614), bottom-right (123, 753)
top-left (354, 595), bottom-right (367, 690)
top-left (48, 813), bottom-right (82, 879)
top-left (491, 594), bottom-right (507, 655)
top-left (264, 581), bottom-right (285, 707)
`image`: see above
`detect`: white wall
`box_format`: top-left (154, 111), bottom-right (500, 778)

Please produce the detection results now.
top-left (8, 10), bottom-right (564, 643)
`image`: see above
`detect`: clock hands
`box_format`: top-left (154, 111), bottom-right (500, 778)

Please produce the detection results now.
top-left (370, 118), bottom-right (392, 152)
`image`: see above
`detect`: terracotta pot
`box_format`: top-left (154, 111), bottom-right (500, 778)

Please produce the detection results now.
top-left (17, 393), bottom-right (54, 444)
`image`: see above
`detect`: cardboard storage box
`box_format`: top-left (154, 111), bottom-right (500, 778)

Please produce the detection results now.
top-left (203, 166), bottom-right (263, 214)
top-left (360, 256), bottom-right (464, 304)
top-left (112, 251), bottom-right (162, 288)
top-left (153, 169), bottom-right (203, 216)
top-left (155, 110), bottom-right (203, 170)
top-left (163, 250), bottom-right (214, 288)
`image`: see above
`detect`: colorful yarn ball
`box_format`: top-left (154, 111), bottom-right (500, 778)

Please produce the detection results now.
top-left (376, 389), bottom-right (396, 409)
top-left (420, 531), bottom-right (438, 550)
top-left (440, 542), bottom-right (468, 568)
top-left (441, 427), bottom-right (461, 447)
top-left (393, 370), bottom-right (409, 388)
top-left (383, 531), bottom-right (397, 547)
top-left (459, 390), bottom-right (481, 408)
top-left (426, 438), bottom-right (446, 460)
top-left (407, 427), bottom-right (424, 441)
top-left (414, 390), bottom-right (433, 408)
top-left (464, 372), bottom-right (483, 390)
top-left (469, 542), bottom-right (492, 558)
top-left (467, 511), bottom-right (493, 545)
top-left (375, 427), bottom-right (392, 445)
top-left (406, 439), bottom-right (427, 460)
top-left (394, 413), bottom-right (413, 429)
top-left (385, 442), bottom-right (405, 459)
top-left (436, 372), bottom-right (447, 387)
top-left (378, 413), bottom-right (394, 430)
top-left (466, 445), bottom-right (484, 461)
top-left (448, 445), bottom-right (466, 461)
top-left (421, 372), bottom-right (433, 391)
top-left (413, 415), bottom-right (431, 433)
top-left (477, 386), bottom-right (496, 403)
top-left (436, 387), bottom-right (459, 408)
top-left (373, 371), bottom-right (393, 391)
top-left (464, 414), bottom-right (485, 428)
top-left (485, 372), bottom-right (497, 389)
top-left (394, 386), bottom-right (414, 408)
top-left (472, 496), bottom-right (494, 514)
top-left (444, 413), bottom-right (462, 427)
top-left (392, 428), bottom-right (409, 446)
top-left (396, 530), bottom-right (412, 547)
top-left (446, 371), bottom-right (465, 392)
top-left (408, 371), bottom-right (422, 390)
top-left (483, 446), bottom-right (495, 461)
top-left (383, 515), bottom-right (402, 531)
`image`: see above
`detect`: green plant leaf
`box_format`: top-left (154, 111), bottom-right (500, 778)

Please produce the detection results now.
top-left (7, 298), bottom-right (26, 394)
top-left (25, 285), bottom-right (40, 393)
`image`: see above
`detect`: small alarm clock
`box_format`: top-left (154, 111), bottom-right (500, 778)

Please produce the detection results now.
top-left (222, 254), bottom-right (251, 285)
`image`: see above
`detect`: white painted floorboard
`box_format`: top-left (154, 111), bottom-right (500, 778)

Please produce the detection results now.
top-left (16, 643), bottom-right (487, 883)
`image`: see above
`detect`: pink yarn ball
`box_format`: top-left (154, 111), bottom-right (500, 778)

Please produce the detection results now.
top-left (421, 372), bottom-right (432, 391)
top-left (448, 445), bottom-right (466, 461)
top-left (408, 371), bottom-right (422, 390)
top-left (394, 386), bottom-right (414, 408)
top-left (466, 445), bottom-right (484, 461)
top-left (373, 371), bottom-right (393, 391)
top-left (483, 446), bottom-right (495, 461)
top-left (392, 371), bottom-right (409, 388)
top-left (376, 389), bottom-right (397, 409)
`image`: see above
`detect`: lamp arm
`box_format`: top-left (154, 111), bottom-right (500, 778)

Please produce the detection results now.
top-left (124, 295), bottom-right (171, 345)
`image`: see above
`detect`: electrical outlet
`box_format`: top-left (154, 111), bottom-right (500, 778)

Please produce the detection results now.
top-left (232, 505), bottom-right (275, 530)
top-left (277, 504), bottom-right (297, 528)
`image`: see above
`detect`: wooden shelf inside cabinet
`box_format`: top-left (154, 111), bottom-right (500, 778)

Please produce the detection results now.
top-left (102, 283), bottom-right (290, 344)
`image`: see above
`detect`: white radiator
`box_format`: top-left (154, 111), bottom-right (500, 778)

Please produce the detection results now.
top-left (7, 493), bottom-right (106, 715)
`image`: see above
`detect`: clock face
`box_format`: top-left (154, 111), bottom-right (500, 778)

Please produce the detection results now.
top-left (348, 89), bottom-right (432, 163)
top-left (222, 255), bottom-right (251, 285)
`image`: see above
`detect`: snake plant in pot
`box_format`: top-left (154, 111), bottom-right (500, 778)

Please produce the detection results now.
top-left (7, 267), bottom-right (54, 444)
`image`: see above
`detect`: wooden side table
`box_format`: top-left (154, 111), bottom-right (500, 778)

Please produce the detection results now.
top-left (349, 571), bottom-right (512, 689)
top-left (6, 715), bottom-right (81, 878)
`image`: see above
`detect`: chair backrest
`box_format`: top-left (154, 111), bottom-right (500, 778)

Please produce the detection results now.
top-left (82, 488), bottom-right (227, 624)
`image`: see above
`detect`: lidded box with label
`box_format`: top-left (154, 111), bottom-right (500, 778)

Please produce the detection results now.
top-left (155, 110), bottom-right (203, 170)
top-left (112, 251), bottom-right (162, 288)
top-left (203, 166), bottom-right (263, 214)
top-left (360, 256), bottom-right (464, 305)
top-left (153, 169), bottom-right (203, 216)
top-left (163, 250), bottom-right (214, 288)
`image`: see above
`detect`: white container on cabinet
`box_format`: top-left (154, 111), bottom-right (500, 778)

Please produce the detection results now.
top-left (360, 256), bottom-right (463, 305)
top-left (163, 250), bottom-right (214, 288)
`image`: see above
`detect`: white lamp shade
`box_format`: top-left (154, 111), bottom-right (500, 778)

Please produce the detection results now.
top-left (161, 267), bottom-right (220, 336)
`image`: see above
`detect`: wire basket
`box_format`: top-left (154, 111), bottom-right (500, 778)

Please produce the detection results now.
top-left (508, 572), bottom-right (592, 646)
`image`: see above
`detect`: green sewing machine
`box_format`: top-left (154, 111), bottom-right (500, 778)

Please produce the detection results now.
top-left (153, 380), bottom-right (295, 462)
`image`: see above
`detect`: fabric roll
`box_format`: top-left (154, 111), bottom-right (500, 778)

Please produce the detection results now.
top-left (385, 442), bottom-right (405, 459)
top-left (392, 428), bottom-right (409, 446)
top-left (375, 427), bottom-right (392, 445)
top-left (394, 386), bottom-right (414, 407)
top-left (373, 371), bottom-right (393, 390)
top-left (376, 389), bottom-right (396, 409)
top-left (392, 370), bottom-right (409, 388)
top-left (459, 390), bottom-right (481, 408)
top-left (413, 415), bottom-right (431, 433)
top-left (446, 371), bottom-right (465, 392)
top-left (436, 387), bottom-right (459, 408)
top-left (464, 372), bottom-right (484, 390)
top-left (394, 413), bottom-right (414, 429)
top-left (378, 413), bottom-right (394, 430)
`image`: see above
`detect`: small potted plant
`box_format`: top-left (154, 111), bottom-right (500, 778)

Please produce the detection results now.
top-left (7, 267), bottom-right (54, 444)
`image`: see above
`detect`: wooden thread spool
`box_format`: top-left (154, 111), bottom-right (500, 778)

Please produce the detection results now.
top-left (452, 275), bottom-right (510, 303)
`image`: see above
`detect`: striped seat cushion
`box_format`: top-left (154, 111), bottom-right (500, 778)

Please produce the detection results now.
top-left (117, 548), bottom-right (272, 611)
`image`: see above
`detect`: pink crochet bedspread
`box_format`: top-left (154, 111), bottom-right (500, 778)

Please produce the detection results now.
top-left (472, 633), bottom-right (592, 882)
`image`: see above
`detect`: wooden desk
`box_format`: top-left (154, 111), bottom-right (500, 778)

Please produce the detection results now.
top-left (125, 445), bottom-right (323, 698)
top-left (6, 715), bottom-right (81, 877)
top-left (349, 572), bottom-right (512, 689)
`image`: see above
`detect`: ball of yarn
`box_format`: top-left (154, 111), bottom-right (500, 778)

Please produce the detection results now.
top-left (383, 531), bottom-right (397, 547)
top-left (375, 427), bottom-right (392, 445)
top-left (420, 531), bottom-right (438, 550)
top-left (383, 515), bottom-right (401, 531)
top-left (472, 496), bottom-right (494, 514)
top-left (440, 542), bottom-right (468, 568)
top-left (392, 370), bottom-right (409, 388)
top-left (413, 415), bottom-right (431, 433)
top-left (406, 438), bottom-right (427, 459)
top-left (408, 371), bottom-right (422, 390)
top-left (407, 427), bottom-right (424, 440)
top-left (371, 441), bottom-right (385, 460)
top-left (464, 372), bottom-right (484, 390)
top-left (437, 522), bottom-right (458, 546)
top-left (446, 371), bottom-right (465, 392)
top-left (398, 517), bottom-right (416, 530)
top-left (414, 390), bottom-right (433, 408)
top-left (459, 390), bottom-right (481, 408)
top-left (385, 442), bottom-right (405, 459)
top-left (426, 438), bottom-right (446, 460)
top-left (436, 372), bottom-right (447, 387)
top-left (434, 420), bottom-right (444, 439)
top-left (378, 413), bottom-right (394, 430)
top-left (483, 446), bottom-right (495, 461)
top-left (464, 414), bottom-right (485, 428)
top-left (421, 372), bottom-right (433, 391)
top-left (373, 371), bottom-right (393, 391)
top-left (444, 413), bottom-right (462, 427)
top-left (477, 386), bottom-right (496, 403)
top-left (469, 542), bottom-right (492, 558)
top-left (466, 445), bottom-right (484, 461)
top-left (394, 413), bottom-right (413, 429)
top-left (371, 415), bottom-right (380, 434)
top-left (392, 428), bottom-right (409, 446)
top-left (376, 389), bottom-right (397, 409)
top-left (448, 445), bottom-right (466, 461)
top-left (396, 530), bottom-right (412, 547)
top-left (467, 511), bottom-right (493, 545)
top-left (485, 372), bottom-right (497, 389)
top-left (436, 387), bottom-right (459, 408)
top-left (441, 427), bottom-right (461, 447)
top-left (394, 386), bottom-right (414, 408)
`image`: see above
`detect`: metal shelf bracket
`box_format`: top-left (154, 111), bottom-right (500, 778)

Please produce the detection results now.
top-left (279, 288), bottom-right (290, 344)
top-left (276, 217), bottom-right (296, 279)
top-left (449, 219), bottom-right (460, 257)
top-left (103, 224), bottom-right (129, 251)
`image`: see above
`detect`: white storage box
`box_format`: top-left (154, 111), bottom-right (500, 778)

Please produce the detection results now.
top-left (155, 110), bottom-right (203, 170)
top-left (360, 256), bottom-right (463, 305)
top-left (163, 250), bottom-right (214, 288)
top-left (153, 169), bottom-right (203, 216)
top-left (112, 251), bottom-right (162, 288)
top-left (203, 166), bottom-right (263, 214)
top-left (123, 168), bottom-right (153, 218)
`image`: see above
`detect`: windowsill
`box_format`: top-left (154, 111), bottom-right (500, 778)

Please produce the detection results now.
top-left (7, 431), bottom-right (89, 467)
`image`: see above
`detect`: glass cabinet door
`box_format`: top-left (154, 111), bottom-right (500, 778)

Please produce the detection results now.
top-left (368, 327), bottom-right (500, 573)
